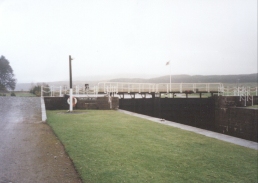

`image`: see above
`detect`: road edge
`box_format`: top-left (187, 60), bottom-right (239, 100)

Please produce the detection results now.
top-left (41, 97), bottom-right (47, 122)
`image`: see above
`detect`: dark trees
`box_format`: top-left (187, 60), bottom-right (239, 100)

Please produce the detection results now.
top-left (0, 56), bottom-right (16, 91)
top-left (30, 83), bottom-right (50, 96)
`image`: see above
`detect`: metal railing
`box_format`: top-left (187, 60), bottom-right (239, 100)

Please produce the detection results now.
top-left (221, 86), bottom-right (257, 96)
top-left (98, 82), bottom-right (223, 94)
top-left (41, 85), bottom-right (98, 97)
top-left (41, 83), bottom-right (257, 100)
top-left (219, 86), bottom-right (257, 106)
top-left (239, 87), bottom-right (254, 106)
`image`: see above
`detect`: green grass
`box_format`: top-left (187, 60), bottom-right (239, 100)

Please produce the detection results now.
top-left (0, 92), bottom-right (36, 97)
top-left (47, 110), bottom-right (258, 183)
top-left (245, 105), bottom-right (258, 109)
top-left (14, 92), bottom-right (37, 97)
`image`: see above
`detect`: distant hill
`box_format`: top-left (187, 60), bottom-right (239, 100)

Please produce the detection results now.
top-left (110, 73), bottom-right (258, 84)
top-left (16, 73), bottom-right (257, 91)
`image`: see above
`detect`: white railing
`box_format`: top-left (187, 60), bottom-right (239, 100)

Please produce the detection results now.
top-left (218, 86), bottom-right (256, 106)
top-left (98, 82), bottom-right (223, 94)
top-left (250, 87), bottom-right (258, 96)
top-left (221, 86), bottom-right (257, 96)
top-left (98, 82), bottom-right (158, 94)
top-left (41, 85), bottom-right (98, 97)
top-left (41, 83), bottom-right (257, 99)
top-left (238, 86), bottom-right (255, 106)
top-left (41, 85), bottom-right (51, 97)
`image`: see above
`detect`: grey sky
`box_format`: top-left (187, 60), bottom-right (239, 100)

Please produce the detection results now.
top-left (0, 0), bottom-right (257, 83)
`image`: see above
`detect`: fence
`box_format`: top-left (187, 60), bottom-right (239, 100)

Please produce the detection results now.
top-left (41, 83), bottom-right (257, 103)
top-left (220, 86), bottom-right (257, 106)
top-left (41, 85), bottom-right (98, 97)
top-left (97, 82), bottom-right (224, 94)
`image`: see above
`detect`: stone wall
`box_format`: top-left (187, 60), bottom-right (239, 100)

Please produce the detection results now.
top-left (215, 107), bottom-right (257, 142)
top-left (120, 98), bottom-right (216, 130)
top-left (214, 96), bottom-right (257, 142)
top-left (44, 97), bottom-right (68, 110)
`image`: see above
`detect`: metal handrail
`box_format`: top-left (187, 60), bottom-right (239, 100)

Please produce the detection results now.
top-left (98, 82), bottom-right (223, 94)
top-left (42, 83), bottom-right (256, 98)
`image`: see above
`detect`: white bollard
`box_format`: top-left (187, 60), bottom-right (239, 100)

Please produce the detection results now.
top-left (69, 88), bottom-right (73, 112)
top-left (60, 86), bottom-right (62, 97)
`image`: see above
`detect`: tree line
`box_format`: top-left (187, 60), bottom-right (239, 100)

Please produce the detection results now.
top-left (0, 55), bottom-right (16, 92)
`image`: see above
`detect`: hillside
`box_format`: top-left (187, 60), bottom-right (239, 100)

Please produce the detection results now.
top-left (110, 73), bottom-right (258, 84)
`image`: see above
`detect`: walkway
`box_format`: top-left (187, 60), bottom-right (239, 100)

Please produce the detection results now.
top-left (118, 109), bottom-right (258, 150)
top-left (0, 97), bottom-right (81, 183)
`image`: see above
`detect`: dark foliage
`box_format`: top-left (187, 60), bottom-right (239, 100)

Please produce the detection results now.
top-left (0, 56), bottom-right (16, 91)
top-left (30, 83), bottom-right (50, 97)
top-left (10, 92), bottom-right (16, 96)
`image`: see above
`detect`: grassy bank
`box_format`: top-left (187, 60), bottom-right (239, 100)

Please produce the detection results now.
top-left (0, 92), bottom-right (36, 97)
top-left (14, 92), bottom-right (36, 97)
top-left (47, 110), bottom-right (257, 183)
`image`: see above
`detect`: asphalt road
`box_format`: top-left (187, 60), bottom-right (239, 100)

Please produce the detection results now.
top-left (0, 97), bottom-right (82, 183)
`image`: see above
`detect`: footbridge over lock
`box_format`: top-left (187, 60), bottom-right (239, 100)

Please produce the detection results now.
top-left (97, 82), bottom-right (224, 98)
top-left (41, 82), bottom-right (257, 101)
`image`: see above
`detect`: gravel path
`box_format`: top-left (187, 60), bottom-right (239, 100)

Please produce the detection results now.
top-left (0, 97), bottom-right (82, 183)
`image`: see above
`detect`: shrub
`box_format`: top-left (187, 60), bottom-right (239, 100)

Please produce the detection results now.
top-left (30, 83), bottom-right (50, 97)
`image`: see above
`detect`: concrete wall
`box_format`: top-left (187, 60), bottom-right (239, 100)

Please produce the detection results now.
top-left (119, 96), bottom-right (258, 142)
top-left (44, 96), bottom-right (119, 110)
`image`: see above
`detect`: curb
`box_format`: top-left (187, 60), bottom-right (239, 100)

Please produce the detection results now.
top-left (41, 97), bottom-right (47, 122)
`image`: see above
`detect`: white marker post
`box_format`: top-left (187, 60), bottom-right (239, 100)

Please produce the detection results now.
top-left (69, 55), bottom-right (73, 112)
top-left (166, 60), bottom-right (172, 98)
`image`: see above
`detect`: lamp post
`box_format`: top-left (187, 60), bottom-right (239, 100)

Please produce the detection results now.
top-left (237, 79), bottom-right (240, 96)
top-left (169, 64), bottom-right (171, 98)
top-left (69, 55), bottom-right (73, 112)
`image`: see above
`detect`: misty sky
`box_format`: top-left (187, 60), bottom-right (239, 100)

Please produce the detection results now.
top-left (0, 0), bottom-right (257, 83)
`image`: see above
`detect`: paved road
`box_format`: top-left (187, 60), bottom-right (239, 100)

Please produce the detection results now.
top-left (0, 97), bottom-right (82, 183)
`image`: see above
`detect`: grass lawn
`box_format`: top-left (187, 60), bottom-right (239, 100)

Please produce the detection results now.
top-left (0, 92), bottom-right (36, 97)
top-left (47, 110), bottom-right (258, 183)
top-left (246, 105), bottom-right (258, 109)
top-left (14, 92), bottom-right (36, 97)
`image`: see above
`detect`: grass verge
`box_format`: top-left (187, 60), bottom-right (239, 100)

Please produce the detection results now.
top-left (0, 92), bottom-right (36, 97)
top-left (14, 92), bottom-right (36, 97)
top-left (47, 110), bottom-right (258, 183)
top-left (245, 105), bottom-right (258, 109)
